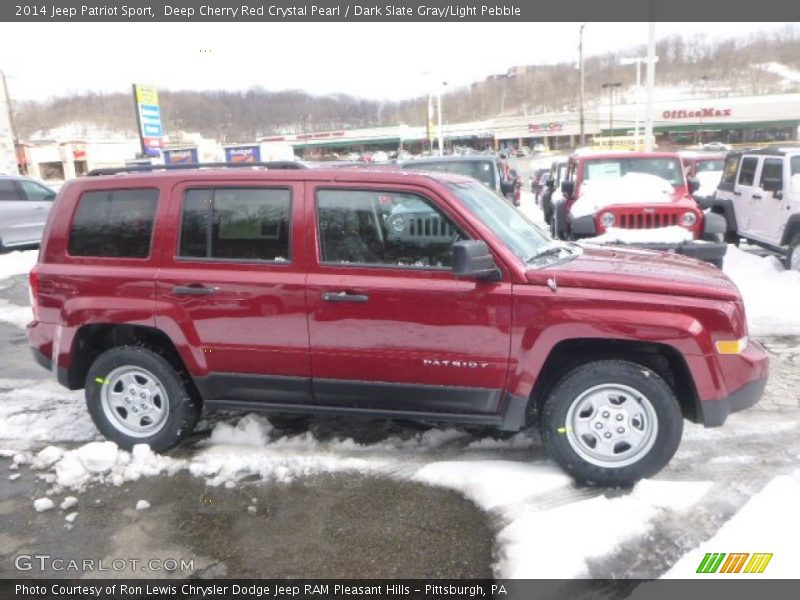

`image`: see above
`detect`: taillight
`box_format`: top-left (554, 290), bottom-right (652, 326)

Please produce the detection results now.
top-left (29, 267), bottom-right (39, 321)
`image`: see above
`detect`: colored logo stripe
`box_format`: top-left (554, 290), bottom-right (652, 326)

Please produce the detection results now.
top-left (696, 552), bottom-right (772, 574)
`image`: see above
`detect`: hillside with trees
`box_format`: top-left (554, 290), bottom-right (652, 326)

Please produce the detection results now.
top-left (13, 26), bottom-right (800, 142)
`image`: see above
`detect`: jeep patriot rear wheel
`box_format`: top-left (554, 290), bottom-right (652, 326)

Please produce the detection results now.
top-left (541, 360), bottom-right (683, 486)
top-left (86, 346), bottom-right (199, 452)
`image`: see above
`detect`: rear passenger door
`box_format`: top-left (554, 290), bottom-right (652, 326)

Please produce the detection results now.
top-left (155, 181), bottom-right (312, 405)
top-left (751, 157), bottom-right (784, 245)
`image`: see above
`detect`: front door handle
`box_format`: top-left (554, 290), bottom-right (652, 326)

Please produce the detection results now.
top-left (321, 291), bottom-right (369, 303)
top-left (733, 191), bottom-right (742, 196)
top-left (752, 194), bottom-right (762, 200)
top-left (172, 284), bottom-right (217, 296)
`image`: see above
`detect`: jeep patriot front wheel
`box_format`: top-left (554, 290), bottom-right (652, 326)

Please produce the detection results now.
top-left (541, 360), bottom-right (683, 486)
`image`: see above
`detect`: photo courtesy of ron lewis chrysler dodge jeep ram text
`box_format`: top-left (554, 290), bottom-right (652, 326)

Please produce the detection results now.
top-left (27, 163), bottom-right (768, 486)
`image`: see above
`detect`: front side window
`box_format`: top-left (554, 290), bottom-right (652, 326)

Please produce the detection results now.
top-left (68, 189), bottom-right (158, 258)
top-left (737, 157), bottom-right (759, 186)
top-left (317, 189), bottom-right (465, 269)
top-left (179, 188), bottom-right (291, 262)
top-left (19, 180), bottom-right (55, 201)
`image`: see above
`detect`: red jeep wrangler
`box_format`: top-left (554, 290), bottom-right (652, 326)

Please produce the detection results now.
top-left (28, 163), bottom-right (767, 485)
top-left (552, 151), bottom-right (728, 267)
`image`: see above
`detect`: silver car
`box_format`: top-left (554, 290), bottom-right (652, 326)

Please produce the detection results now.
top-left (0, 175), bottom-right (56, 251)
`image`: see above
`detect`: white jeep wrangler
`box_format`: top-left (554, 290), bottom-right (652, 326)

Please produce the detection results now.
top-left (710, 145), bottom-right (800, 270)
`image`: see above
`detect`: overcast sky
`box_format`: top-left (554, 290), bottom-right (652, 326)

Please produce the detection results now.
top-left (0, 22), bottom-right (794, 102)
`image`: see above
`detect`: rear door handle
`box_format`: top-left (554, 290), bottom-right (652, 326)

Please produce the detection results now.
top-left (752, 194), bottom-right (762, 200)
top-left (321, 291), bottom-right (369, 303)
top-left (733, 191), bottom-right (742, 196)
top-left (172, 285), bottom-right (217, 296)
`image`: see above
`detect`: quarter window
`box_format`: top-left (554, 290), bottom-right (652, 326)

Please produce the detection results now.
top-left (720, 155), bottom-right (739, 185)
top-left (179, 188), bottom-right (291, 262)
top-left (316, 189), bottom-right (466, 269)
top-left (68, 189), bottom-right (158, 258)
top-left (737, 157), bottom-right (759, 186)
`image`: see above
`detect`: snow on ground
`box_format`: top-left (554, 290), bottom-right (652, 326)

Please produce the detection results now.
top-left (0, 299), bottom-right (33, 328)
top-left (723, 245), bottom-right (800, 337)
top-left (662, 470), bottom-right (800, 578)
top-left (0, 250), bottom-right (37, 281)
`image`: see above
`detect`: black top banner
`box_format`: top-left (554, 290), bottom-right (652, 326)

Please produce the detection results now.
top-left (3, 0), bottom-right (800, 22)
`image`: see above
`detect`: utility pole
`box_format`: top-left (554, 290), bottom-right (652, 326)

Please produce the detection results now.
top-left (437, 81), bottom-right (447, 157)
top-left (644, 21), bottom-right (657, 152)
top-left (1, 71), bottom-right (20, 175)
top-left (601, 82), bottom-right (622, 134)
top-left (579, 23), bottom-right (586, 146)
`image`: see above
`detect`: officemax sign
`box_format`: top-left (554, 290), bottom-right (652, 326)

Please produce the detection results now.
top-left (662, 107), bottom-right (733, 119)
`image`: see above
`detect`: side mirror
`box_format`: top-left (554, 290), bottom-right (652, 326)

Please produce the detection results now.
top-left (687, 177), bottom-right (700, 194)
top-left (45, 193), bottom-right (56, 202)
top-left (545, 177), bottom-right (555, 189)
top-left (560, 180), bottom-right (575, 197)
top-left (452, 240), bottom-right (501, 281)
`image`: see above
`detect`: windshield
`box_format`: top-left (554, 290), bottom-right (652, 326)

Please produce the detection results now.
top-left (447, 181), bottom-right (554, 262)
top-left (407, 160), bottom-right (496, 189)
top-left (696, 159), bottom-right (724, 172)
top-left (584, 157), bottom-right (685, 187)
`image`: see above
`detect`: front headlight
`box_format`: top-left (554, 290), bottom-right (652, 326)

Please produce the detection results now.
top-left (600, 212), bottom-right (615, 228)
top-left (389, 215), bottom-right (407, 233)
top-left (680, 211), bottom-right (697, 227)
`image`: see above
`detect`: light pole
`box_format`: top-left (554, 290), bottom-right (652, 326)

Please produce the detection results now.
top-left (620, 56), bottom-right (658, 150)
top-left (579, 23), bottom-right (586, 146)
top-left (601, 82), bottom-right (623, 135)
top-left (437, 81), bottom-right (447, 156)
top-left (644, 21), bottom-right (657, 152)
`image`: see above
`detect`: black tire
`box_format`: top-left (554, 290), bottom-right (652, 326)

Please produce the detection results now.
top-left (85, 346), bottom-right (200, 452)
top-left (540, 360), bottom-right (683, 486)
top-left (786, 234), bottom-right (800, 272)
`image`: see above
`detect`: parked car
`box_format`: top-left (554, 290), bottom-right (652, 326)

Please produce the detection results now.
top-left (0, 175), bottom-right (57, 251)
top-left (540, 160), bottom-right (568, 225)
top-left (709, 144), bottom-right (800, 269)
top-left (702, 142), bottom-right (731, 152)
top-left (678, 151), bottom-right (725, 206)
top-left (552, 151), bottom-right (727, 267)
top-left (399, 155), bottom-right (520, 205)
top-left (28, 163), bottom-right (767, 485)
top-left (372, 151), bottom-right (390, 163)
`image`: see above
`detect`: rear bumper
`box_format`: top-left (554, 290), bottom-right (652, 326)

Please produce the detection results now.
top-left (699, 376), bottom-right (767, 427)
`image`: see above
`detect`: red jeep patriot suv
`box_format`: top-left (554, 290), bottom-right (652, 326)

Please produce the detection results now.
top-left (28, 163), bottom-right (768, 485)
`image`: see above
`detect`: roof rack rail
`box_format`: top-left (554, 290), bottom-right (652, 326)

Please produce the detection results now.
top-left (87, 161), bottom-right (308, 177)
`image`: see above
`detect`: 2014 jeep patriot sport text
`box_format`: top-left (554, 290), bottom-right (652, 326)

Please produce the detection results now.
top-left (27, 164), bottom-right (769, 485)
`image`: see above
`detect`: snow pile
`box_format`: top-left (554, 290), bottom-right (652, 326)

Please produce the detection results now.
top-left (723, 245), bottom-right (800, 336)
top-left (570, 173), bottom-right (675, 219)
top-left (60, 496), bottom-right (77, 510)
top-left (64, 512), bottom-right (78, 523)
top-left (662, 471), bottom-right (800, 578)
top-left (33, 497), bottom-right (55, 512)
top-left (587, 225), bottom-right (694, 245)
top-left (0, 380), bottom-right (98, 448)
top-left (0, 250), bottom-right (37, 281)
top-left (0, 300), bottom-right (33, 329)
top-left (135, 499), bottom-right (151, 511)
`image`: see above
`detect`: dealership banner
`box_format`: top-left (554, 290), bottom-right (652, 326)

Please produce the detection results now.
top-left (3, 0), bottom-right (799, 21)
top-left (132, 83), bottom-right (164, 157)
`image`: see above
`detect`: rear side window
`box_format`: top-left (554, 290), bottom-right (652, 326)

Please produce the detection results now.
top-left (0, 180), bottom-right (20, 201)
top-left (68, 189), bottom-right (158, 258)
top-left (737, 157), bottom-right (759, 186)
top-left (179, 188), bottom-right (291, 262)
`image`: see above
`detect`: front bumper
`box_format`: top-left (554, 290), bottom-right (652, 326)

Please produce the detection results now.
top-left (699, 376), bottom-right (768, 427)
